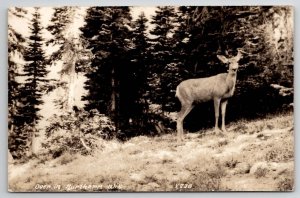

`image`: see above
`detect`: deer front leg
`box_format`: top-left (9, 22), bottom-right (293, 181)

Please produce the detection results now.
top-left (177, 104), bottom-right (193, 141)
top-left (221, 100), bottom-right (228, 132)
top-left (214, 98), bottom-right (221, 133)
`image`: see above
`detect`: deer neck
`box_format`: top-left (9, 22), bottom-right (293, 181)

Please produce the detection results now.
top-left (227, 68), bottom-right (237, 79)
top-left (226, 70), bottom-right (237, 92)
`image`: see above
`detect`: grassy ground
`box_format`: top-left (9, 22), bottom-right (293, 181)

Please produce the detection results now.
top-left (8, 112), bottom-right (294, 192)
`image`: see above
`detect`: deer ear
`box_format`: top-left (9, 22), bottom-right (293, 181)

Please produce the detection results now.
top-left (217, 55), bottom-right (229, 64)
top-left (235, 50), bottom-right (243, 61)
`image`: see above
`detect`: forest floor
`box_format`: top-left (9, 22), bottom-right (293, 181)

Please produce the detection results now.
top-left (8, 112), bottom-right (294, 192)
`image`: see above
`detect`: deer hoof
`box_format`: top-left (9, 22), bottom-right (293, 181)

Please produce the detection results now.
top-left (214, 128), bottom-right (222, 134)
top-left (214, 128), bottom-right (225, 136)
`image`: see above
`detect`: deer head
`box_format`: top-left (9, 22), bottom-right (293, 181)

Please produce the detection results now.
top-left (217, 49), bottom-right (243, 73)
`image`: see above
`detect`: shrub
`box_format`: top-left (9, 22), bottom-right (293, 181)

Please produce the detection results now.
top-left (277, 177), bottom-right (294, 191)
top-left (191, 161), bottom-right (226, 191)
top-left (265, 138), bottom-right (294, 162)
top-left (276, 170), bottom-right (294, 191)
top-left (254, 167), bottom-right (268, 178)
top-left (217, 139), bottom-right (229, 147)
top-left (43, 109), bottom-right (116, 157)
top-left (57, 153), bottom-right (75, 165)
top-left (224, 158), bottom-right (239, 169)
top-left (193, 171), bottom-right (225, 191)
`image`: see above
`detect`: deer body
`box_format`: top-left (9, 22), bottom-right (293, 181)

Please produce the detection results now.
top-left (176, 50), bottom-right (242, 140)
top-left (176, 72), bottom-right (237, 103)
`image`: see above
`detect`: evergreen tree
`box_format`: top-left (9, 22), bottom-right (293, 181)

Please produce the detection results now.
top-left (80, 7), bottom-right (109, 112)
top-left (47, 7), bottom-right (75, 46)
top-left (8, 7), bottom-right (27, 158)
top-left (47, 7), bottom-right (91, 111)
top-left (124, 12), bottom-right (151, 134)
top-left (149, 6), bottom-right (177, 112)
top-left (8, 8), bottom-right (26, 130)
top-left (17, 8), bottom-right (48, 156)
top-left (80, 7), bottom-right (133, 134)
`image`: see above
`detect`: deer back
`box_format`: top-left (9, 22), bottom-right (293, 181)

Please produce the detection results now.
top-left (176, 73), bottom-right (230, 103)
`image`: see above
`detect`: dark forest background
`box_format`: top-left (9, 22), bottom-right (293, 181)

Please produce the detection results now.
top-left (8, 6), bottom-right (293, 159)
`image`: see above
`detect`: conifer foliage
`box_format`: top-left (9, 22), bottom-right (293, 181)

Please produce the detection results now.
top-left (80, 7), bottom-right (133, 134)
top-left (8, 7), bottom-right (27, 158)
top-left (19, 8), bottom-right (48, 126)
top-left (8, 8), bottom-right (26, 130)
top-left (148, 7), bottom-right (177, 111)
top-left (12, 8), bottom-right (48, 158)
top-left (127, 12), bottom-right (151, 134)
top-left (46, 7), bottom-right (92, 111)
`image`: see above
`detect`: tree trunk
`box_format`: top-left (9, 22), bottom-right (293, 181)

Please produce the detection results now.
top-left (111, 66), bottom-right (116, 112)
top-left (111, 66), bottom-right (119, 130)
top-left (31, 119), bottom-right (38, 155)
top-left (67, 59), bottom-right (76, 111)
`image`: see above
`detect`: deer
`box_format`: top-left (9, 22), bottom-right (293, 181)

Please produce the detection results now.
top-left (176, 49), bottom-right (243, 141)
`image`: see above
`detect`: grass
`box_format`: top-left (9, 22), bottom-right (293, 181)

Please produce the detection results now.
top-left (276, 170), bottom-right (294, 191)
top-left (8, 111), bottom-right (294, 192)
top-left (224, 158), bottom-right (239, 169)
top-left (277, 177), bottom-right (294, 191)
top-left (254, 167), bottom-right (268, 178)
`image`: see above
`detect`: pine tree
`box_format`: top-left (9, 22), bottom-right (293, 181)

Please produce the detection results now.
top-left (47, 7), bottom-right (75, 46)
top-left (149, 6), bottom-right (177, 112)
top-left (47, 7), bottom-right (91, 111)
top-left (8, 7), bottom-right (27, 158)
top-left (80, 7), bottom-right (133, 134)
top-left (8, 8), bottom-right (26, 130)
top-left (17, 8), bottom-right (48, 156)
top-left (124, 12), bottom-right (151, 134)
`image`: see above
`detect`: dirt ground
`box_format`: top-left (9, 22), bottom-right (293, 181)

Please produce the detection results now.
top-left (8, 113), bottom-right (294, 192)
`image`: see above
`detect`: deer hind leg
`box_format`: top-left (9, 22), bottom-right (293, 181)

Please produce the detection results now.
top-left (177, 103), bottom-right (193, 141)
top-left (214, 98), bottom-right (222, 133)
top-left (221, 100), bottom-right (228, 132)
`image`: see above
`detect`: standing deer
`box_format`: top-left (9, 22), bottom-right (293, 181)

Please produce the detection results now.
top-left (176, 49), bottom-right (243, 140)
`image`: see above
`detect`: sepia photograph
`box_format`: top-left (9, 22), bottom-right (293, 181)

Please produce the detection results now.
top-left (8, 6), bottom-right (294, 192)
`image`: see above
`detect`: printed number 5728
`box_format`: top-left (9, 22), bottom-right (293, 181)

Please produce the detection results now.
top-left (175, 183), bottom-right (193, 189)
